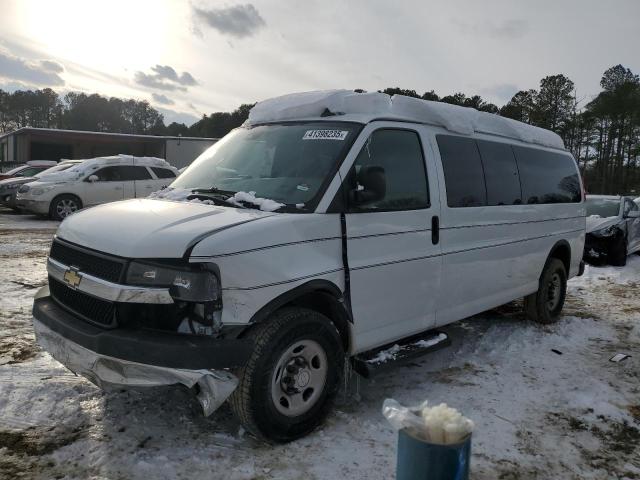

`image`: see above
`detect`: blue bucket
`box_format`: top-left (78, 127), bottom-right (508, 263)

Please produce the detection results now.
top-left (396, 429), bottom-right (471, 480)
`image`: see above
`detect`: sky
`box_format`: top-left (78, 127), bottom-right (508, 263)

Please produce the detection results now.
top-left (0, 0), bottom-right (639, 126)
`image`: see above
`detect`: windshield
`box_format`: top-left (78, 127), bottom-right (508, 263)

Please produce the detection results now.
top-left (171, 122), bottom-right (361, 209)
top-left (36, 163), bottom-right (76, 177)
top-left (585, 197), bottom-right (620, 217)
top-left (5, 166), bottom-right (26, 175)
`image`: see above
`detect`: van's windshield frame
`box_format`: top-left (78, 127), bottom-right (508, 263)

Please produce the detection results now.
top-left (171, 121), bottom-right (364, 213)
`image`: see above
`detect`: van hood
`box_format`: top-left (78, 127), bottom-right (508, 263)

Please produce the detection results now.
top-left (56, 198), bottom-right (275, 258)
top-left (586, 215), bottom-right (619, 233)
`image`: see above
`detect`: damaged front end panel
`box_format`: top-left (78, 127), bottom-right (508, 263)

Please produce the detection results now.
top-left (34, 319), bottom-right (238, 415)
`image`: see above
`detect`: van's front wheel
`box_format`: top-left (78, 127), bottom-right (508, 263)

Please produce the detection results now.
top-left (524, 258), bottom-right (567, 324)
top-left (229, 307), bottom-right (344, 443)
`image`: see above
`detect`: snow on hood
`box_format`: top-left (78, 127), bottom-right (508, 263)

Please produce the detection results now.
top-left (586, 215), bottom-right (619, 233)
top-left (56, 198), bottom-right (275, 258)
top-left (150, 187), bottom-right (285, 212)
top-left (247, 90), bottom-right (565, 150)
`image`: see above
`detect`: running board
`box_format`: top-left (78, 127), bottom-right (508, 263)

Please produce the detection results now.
top-left (352, 331), bottom-right (451, 378)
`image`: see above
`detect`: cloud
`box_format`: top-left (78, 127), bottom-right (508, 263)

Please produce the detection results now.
top-left (152, 92), bottom-right (175, 105)
top-left (0, 51), bottom-right (65, 86)
top-left (39, 59), bottom-right (64, 73)
top-left (193, 4), bottom-right (266, 39)
top-left (134, 64), bottom-right (198, 91)
top-left (455, 18), bottom-right (529, 40)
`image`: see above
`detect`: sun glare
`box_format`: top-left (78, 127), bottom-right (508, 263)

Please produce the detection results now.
top-left (20, 0), bottom-right (178, 72)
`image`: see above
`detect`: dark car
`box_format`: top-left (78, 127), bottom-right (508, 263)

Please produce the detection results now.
top-left (584, 195), bottom-right (640, 266)
top-left (0, 161), bottom-right (57, 181)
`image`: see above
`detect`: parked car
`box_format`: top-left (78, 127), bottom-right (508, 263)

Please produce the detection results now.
top-left (584, 194), bottom-right (640, 266)
top-left (0, 160), bottom-right (57, 180)
top-left (0, 160), bottom-right (83, 211)
top-left (31, 90), bottom-right (585, 442)
top-left (16, 155), bottom-right (178, 220)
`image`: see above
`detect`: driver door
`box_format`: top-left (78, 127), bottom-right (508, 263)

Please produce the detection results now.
top-left (84, 166), bottom-right (126, 205)
top-left (338, 123), bottom-right (442, 353)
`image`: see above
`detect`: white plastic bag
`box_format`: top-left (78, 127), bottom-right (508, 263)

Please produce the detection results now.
top-left (382, 399), bottom-right (474, 444)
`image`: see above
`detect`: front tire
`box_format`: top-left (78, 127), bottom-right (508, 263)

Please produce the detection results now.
top-left (49, 194), bottom-right (82, 220)
top-left (524, 258), bottom-right (567, 324)
top-left (229, 307), bottom-right (344, 443)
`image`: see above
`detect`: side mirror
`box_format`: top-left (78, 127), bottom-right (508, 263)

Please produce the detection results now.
top-left (349, 166), bottom-right (386, 207)
top-left (87, 175), bottom-right (98, 183)
top-left (625, 210), bottom-right (640, 219)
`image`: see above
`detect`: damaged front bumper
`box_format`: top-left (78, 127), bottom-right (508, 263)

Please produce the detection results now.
top-left (32, 287), bottom-right (253, 416)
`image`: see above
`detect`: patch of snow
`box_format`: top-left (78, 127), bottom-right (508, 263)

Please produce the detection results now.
top-left (247, 90), bottom-right (565, 150)
top-left (367, 333), bottom-right (448, 364)
top-left (227, 191), bottom-right (285, 212)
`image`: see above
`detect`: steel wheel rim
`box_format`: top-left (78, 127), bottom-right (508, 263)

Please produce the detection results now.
top-left (270, 339), bottom-right (328, 417)
top-left (56, 199), bottom-right (78, 218)
top-left (547, 272), bottom-right (562, 311)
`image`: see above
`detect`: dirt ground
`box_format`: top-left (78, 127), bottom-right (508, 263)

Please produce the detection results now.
top-left (0, 208), bottom-right (639, 480)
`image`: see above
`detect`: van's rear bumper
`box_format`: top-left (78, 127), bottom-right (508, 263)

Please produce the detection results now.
top-left (32, 288), bottom-right (253, 415)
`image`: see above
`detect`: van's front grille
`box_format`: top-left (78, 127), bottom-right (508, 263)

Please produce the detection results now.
top-left (49, 277), bottom-right (117, 328)
top-left (50, 239), bottom-right (126, 283)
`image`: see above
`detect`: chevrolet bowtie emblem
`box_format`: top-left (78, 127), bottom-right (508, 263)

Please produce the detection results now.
top-left (63, 268), bottom-right (82, 289)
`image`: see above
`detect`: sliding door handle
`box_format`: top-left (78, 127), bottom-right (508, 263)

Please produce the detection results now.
top-left (431, 215), bottom-right (439, 245)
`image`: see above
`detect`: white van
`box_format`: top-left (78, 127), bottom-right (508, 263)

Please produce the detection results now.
top-left (16, 155), bottom-right (178, 220)
top-left (32, 91), bottom-right (585, 442)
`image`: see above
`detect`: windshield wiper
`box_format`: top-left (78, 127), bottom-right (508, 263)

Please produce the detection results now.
top-left (187, 191), bottom-right (245, 209)
top-left (192, 187), bottom-right (237, 196)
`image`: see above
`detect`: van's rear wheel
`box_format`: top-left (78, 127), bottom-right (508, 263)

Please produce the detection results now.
top-left (229, 307), bottom-right (344, 443)
top-left (50, 194), bottom-right (82, 220)
top-left (524, 258), bottom-right (567, 324)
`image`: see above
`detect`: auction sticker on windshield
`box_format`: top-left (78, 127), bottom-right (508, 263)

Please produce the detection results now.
top-left (303, 130), bottom-right (349, 140)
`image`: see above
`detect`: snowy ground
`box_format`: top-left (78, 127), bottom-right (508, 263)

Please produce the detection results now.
top-left (1, 208), bottom-right (639, 480)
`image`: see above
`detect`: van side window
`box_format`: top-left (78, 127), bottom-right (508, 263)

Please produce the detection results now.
top-left (347, 129), bottom-right (429, 212)
top-left (436, 135), bottom-right (487, 208)
top-left (513, 146), bottom-right (581, 204)
top-left (476, 140), bottom-right (522, 205)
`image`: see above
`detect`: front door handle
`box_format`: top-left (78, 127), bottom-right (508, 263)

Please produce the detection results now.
top-left (431, 215), bottom-right (439, 245)
top-left (114, 186), bottom-right (122, 191)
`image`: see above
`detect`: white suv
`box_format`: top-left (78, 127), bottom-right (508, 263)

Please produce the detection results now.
top-left (16, 155), bottom-right (178, 220)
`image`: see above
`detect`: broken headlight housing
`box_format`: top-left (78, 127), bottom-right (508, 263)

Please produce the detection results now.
top-left (126, 260), bottom-right (220, 303)
top-left (590, 225), bottom-right (617, 238)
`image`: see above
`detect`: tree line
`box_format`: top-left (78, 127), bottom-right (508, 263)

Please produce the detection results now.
top-left (1, 63), bottom-right (638, 194)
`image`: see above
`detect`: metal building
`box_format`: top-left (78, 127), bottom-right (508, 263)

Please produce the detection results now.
top-left (0, 128), bottom-right (217, 170)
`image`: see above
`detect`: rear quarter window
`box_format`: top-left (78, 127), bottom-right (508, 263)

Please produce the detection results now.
top-left (513, 146), bottom-right (581, 204)
top-left (151, 167), bottom-right (177, 179)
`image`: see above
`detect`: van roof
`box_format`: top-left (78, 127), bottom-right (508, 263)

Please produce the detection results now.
top-left (246, 90), bottom-right (566, 151)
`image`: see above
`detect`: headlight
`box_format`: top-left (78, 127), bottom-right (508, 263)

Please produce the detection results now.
top-left (126, 261), bottom-right (220, 302)
top-left (591, 225), bottom-right (617, 237)
top-left (17, 185), bottom-right (30, 194)
top-left (31, 185), bottom-right (57, 196)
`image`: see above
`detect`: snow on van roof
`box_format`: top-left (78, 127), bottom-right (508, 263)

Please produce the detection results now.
top-left (247, 90), bottom-right (566, 150)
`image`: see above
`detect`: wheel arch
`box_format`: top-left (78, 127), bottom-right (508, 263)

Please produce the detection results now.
top-left (246, 280), bottom-right (352, 353)
top-left (546, 239), bottom-right (571, 276)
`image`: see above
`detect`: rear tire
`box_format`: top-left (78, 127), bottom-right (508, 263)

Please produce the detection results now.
top-left (49, 194), bottom-right (82, 221)
top-left (524, 258), bottom-right (567, 324)
top-left (609, 235), bottom-right (627, 266)
top-left (229, 307), bottom-right (344, 443)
